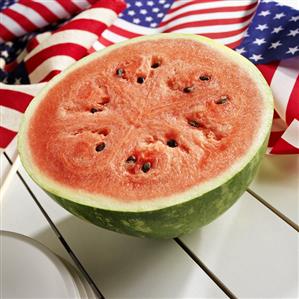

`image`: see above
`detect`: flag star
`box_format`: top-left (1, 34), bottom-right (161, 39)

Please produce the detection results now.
top-left (147, 1), bottom-right (154, 6)
top-left (135, 1), bottom-right (142, 7)
top-left (250, 54), bottom-right (263, 62)
top-left (271, 26), bottom-right (283, 34)
top-left (1, 50), bottom-right (8, 58)
top-left (290, 15), bottom-right (299, 22)
top-left (274, 12), bottom-right (285, 19)
top-left (145, 16), bottom-right (153, 22)
top-left (119, 13), bottom-right (123, 17)
top-left (256, 24), bottom-right (268, 31)
top-left (140, 9), bottom-right (147, 15)
top-left (269, 40), bottom-right (282, 49)
top-left (235, 47), bottom-right (246, 54)
top-left (133, 18), bottom-right (141, 24)
top-left (150, 22), bottom-right (158, 27)
top-left (288, 29), bottom-right (299, 37)
top-left (15, 77), bottom-right (22, 85)
top-left (159, 0), bottom-right (166, 3)
top-left (164, 3), bottom-right (171, 8)
top-left (6, 41), bottom-right (13, 47)
top-left (157, 12), bottom-right (164, 18)
top-left (253, 38), bottom-right (266, 46)
top-left (244, 31), bottom-right (250, 37)
top-left (128, 10), bottom-right (135, 16)
top-left (0, 58), bottom-right (5, 69)
top-left (258, 10), bottom-right (270, 17)
top-left (262, 0), bottom-right (273, 3)
top-left (152, 7), bottom-right (159, 13)
top-left (287, 46), bottom-right (299, 55)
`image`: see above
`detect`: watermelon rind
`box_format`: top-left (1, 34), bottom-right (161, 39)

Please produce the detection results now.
top-left (18, 33), bottom-right (273, 239)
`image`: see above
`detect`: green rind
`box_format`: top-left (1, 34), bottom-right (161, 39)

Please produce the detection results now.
top-left (46, 135), bottom-right (268, 239)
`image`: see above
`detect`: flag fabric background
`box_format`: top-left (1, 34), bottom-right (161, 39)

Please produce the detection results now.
top-left (0, 0), bottom-right (298, 154)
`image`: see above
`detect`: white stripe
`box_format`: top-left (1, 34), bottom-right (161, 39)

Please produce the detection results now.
top-left (0, 106), bottom-right (23, 132)
top-left (270, 56), bottom-right (299, 121)
top-left (281, 119), bottom-right (299, 148)
top-left (25, 30), bottom-right (97, 61)
top-left (29, 56), bottom-right (76, 83)
top-left (71, 0), bottom-right (91, 10)
top-left (271, 117), bottom-right (287, 132)
top-left (102, 30), bottom-right (130, 44)
top-left (165, 0), bottom-right (257, 21)
top-left (0, 13), bottom-right (27, 37)
top-left (10, 3), bottom-right (48, 27)
top-left (213, 32), bottom-right (245, 45)
top-left (112, 18), bottom-right (158, 35)
top-left (35, 31), bottom-right (52, 44)
top-left (92, 41), bottom-right (106, 51)
top-left (16, 49), bottom-right (27, 64)
top-left (73, 7), bottom-right (117, 26)
top-left (160, 8), bottom-right (256, 31)
top-left (165, 18), bottom-right (251, 34)
top-left (37, 1), bottom-right (70, 19)
top-left (0, 82), bottom-right (46, 96)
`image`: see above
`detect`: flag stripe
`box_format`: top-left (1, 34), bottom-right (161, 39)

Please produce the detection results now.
top-left (161, 2), bottom-right (257, 25)
top-left (0, 13), bottom-right (27, 39)
top-left (25, 43), bottom-right (87, 74)
top-left (0, 89), bottom-right (33, 113)
top-left (270, 57), bottom-right (299, 122)
top-left (0, 106), bottom-right (23, 132)
top-left (256, 61), bottom-right (280, 85)
top-left (20, 1), bottom-right (69, 23)
top-left (9, 3), bottom-right (48, 28)
top-left (3, 8), bottom-right (41, 34)
top-left (0, 127), bottom-right (17, 149)
top-left (286, 75), bottom-right (299, 125)
top-left (162, 14), bottom-right (253, 33)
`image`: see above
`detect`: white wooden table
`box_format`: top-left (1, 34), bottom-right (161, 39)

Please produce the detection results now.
top-left (1, 138), bottom-right (298, 298)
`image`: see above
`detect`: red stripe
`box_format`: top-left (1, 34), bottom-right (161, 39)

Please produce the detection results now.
top-left (268, 130), bottom-right (284, 148)
top-left (273, 110), bottom-right (280, 119)
top-left (39, 70), bottom-right (61, 83)
top-left (20, 1), bottom-right (61, 23)
top-left (270, 137), bottom-right (299, 154)
top-left (163, 14), bottom-right (253, 33)
top-left (108, 25), bottom-right (142, 39)
top-left (161, 2), bottom-right (257, 26)
top-left (169, 0), bottom-right (225, 14)
top-left (286, 75), bottom-right (299, 125)
top-left (91, 0), bottom-right (126, 13)
top-left (0, 127), bottom-right (17, 148)
top-left (56, 0), bottom-right (81, 14)
top-left (97, 35), bottom-right (115, 47)
top-left (3, 8), bottom-right (37, 34)
top-left (27, 37), bottom-right (40, 52)
top-left (226, 38), bottom-right (243, 49)
top-left (25, 43), bottom-right (87, 74)
top-left (256, 61), bottom-right (280, 85)
top-left (56, 19), bottom-right (108, 36)
top-left (0, 22), bottom-right (16, 41)
top-left (0, 89), bottom-right (33, 113)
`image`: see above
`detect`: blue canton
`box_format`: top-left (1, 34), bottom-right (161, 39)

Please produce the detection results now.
top-left (119, 0), bottom-right (174, 28)
top-left (236, 0), bottom-right (299, 64)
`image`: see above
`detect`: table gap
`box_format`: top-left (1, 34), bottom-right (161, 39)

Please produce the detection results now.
top-left (246, 188), bottom-right (299, 232)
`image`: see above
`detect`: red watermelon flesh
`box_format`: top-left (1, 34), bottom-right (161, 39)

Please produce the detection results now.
top-left (28, 38), bottom-right (263, 201)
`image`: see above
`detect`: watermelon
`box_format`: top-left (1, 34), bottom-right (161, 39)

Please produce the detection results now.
top-left (18, 34), bottom-right (273, 239)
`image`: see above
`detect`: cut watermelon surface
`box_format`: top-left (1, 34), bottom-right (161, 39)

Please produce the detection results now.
top-left (19, 34), bottom-right (273, 238)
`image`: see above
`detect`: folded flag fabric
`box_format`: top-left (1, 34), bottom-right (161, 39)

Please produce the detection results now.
top-left (0, 0), bottom-right (298, 154)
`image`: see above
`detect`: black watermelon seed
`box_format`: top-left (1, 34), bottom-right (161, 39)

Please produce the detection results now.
top-left (167, 139), bottom-right (178, 148)
top-left (199, 75), bottom-right (210, 81)
top-left (126, 155), bottom-right (137, 163)
top-left (90, 108), bottom-right (98, 113)
top-left (215, 96), bottom-right (228, 104)
top-left (137, 77), bottom-right (145, 84)
top-left (183, 86), bottom-right (193, 93)
top-left (188, 120), bottom-right (200, 128)
top-left (142, 162), bottom-right (151, 173)
top-left (95, 142), bottom-right (105, 152)
top-left (116, 68), bottom-right (124, 77)
top-left (151, 62), bottom-right (160, 68)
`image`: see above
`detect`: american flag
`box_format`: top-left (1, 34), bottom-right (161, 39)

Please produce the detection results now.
top-left (0, 0), bottom-right (298, 154)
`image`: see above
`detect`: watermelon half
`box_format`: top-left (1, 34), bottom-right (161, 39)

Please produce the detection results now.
top-left (18, 34), bottom-right (273, 239)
